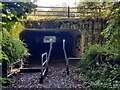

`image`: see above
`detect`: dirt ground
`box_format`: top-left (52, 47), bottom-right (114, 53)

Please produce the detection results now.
top-left (3, 60), bottom-right (93, 89)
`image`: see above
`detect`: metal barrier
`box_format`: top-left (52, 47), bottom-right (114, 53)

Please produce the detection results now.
top-left (30, 6), bottom-right (110, 19)
top-left (40, 39), bottom-right (53, 83)
top-left (63, 39), bottom-right (69, 75)
top-left (40, 52), bottom-right (48, 83)
top-left (63, 39), bottom-right (82, 75)
top-left (7, 59), bottom-right (23, 77)
top-left (47, 39), bottom-right (53, 63)
top-left (40, 39), bottom-right (81, 83)
top-left (30, 6), bottom-right (79, 18)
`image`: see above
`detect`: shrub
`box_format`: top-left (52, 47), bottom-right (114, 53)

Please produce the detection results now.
top-left (77, 44), bottom-right (106, 80)
top-left (77, 44), bottom-right (120, 89)
top-left (2, 31), bottom-right (29, 64)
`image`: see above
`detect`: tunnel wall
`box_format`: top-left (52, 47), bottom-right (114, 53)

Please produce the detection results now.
top-left (20, 29), bottom-right (81, 63)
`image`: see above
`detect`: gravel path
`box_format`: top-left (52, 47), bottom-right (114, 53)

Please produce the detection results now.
top-left (4, 60), bottom-right (93, 89)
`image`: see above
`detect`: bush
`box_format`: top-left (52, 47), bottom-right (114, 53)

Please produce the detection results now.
top-left (77, 44), bottom-right (106, 80)
top-left (2, 31), bottom-right (29, 64)
top-left (77, 44), bottom-right (120, 89)
top-left (77, 3), bottom-right (120, 89)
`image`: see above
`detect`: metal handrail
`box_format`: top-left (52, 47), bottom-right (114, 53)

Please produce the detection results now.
top-left (40, 39), bottom-right (53, 83)
top-left (63, 39), bottom-right (68, 61)
top-left (7, 59), bottom-right (23, 77)
top-left (7, 69), bottom-right (19, 78)
top-left (47, 39), bottom-right (53, 62)
top-left (63, 39), bottom-right (84, 75)
top-left (42, 59), bottom-right (48, 66)
top-left (68, 58), bottom-right (82, 60)
top-left (41, 52), bottom-right (47, 73)
top-left (9, 60), bottom-right (21, 66)
top-left (63, 39), bottom-right (69, 75)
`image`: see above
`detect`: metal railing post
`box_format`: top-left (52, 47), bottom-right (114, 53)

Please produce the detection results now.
top-left (68, 6), bottom-right (70, 18)
top-left (40, 39), bottom-right (53, 83)
top-left (40, 52), bottom-right (47, 83)
top-left (7, 60), bottom-right (23, 78)
top-left (47, 39), bottom-right (53, 63)
top-left (20, 59), bottom-right (23, 69)
top-left (63, 39), bottom-right (69, 75)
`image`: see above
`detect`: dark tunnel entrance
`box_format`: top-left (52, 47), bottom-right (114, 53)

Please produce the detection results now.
top-left (20, 29), bottom-right (81, 64)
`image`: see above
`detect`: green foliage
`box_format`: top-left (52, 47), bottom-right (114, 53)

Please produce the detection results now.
top-left (77, 2), bottom-right (113, 19)
top-left (1, 1), bottom-right (36, 83)
top-left (77, 2), bottom-right (120, 89)
top-left (2, 31), bottom-right (29, 64)
top-left (0, 77), bottom-right (10, 84)
top-left (0, 3), bottom-right (36, 82)
top-left (77, 44), bottom-right (120, 89)
top-left (10, 22), bottom-right (24, 38)
top-left (1, 2), bottom-right (36, 63)
top-left (2, 2), bottom-right (37, 32)
top-left (101, 2), bottom-right (120, 59)
top-left (77, 44), bottom-right (106, 79)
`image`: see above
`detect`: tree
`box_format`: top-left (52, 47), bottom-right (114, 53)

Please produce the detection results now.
top-left (102, 2), bottom-right (120, 59)
top-left (1, 1), bottom-right (37, 82)
top-left (2, 2), bottom-right (37, 32)
top-left (77, 2), bottom-right (120, 89)
top-left (77, 2), bottom-right (113, 19)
